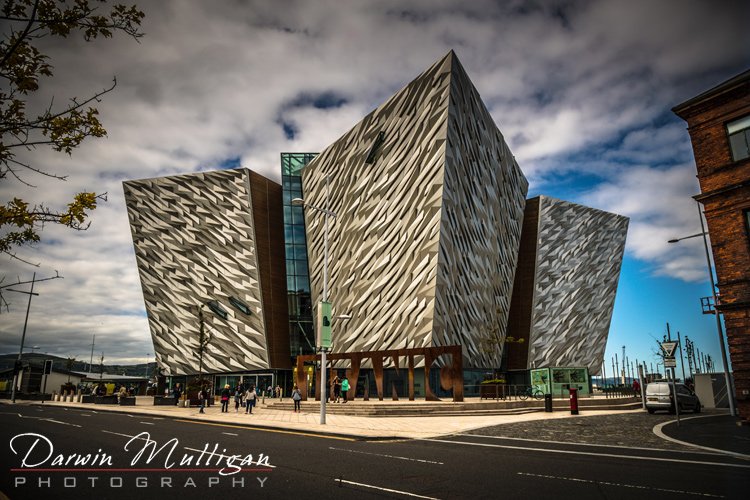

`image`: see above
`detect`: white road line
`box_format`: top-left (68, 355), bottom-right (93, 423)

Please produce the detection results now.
top-left (3, 412), bottom-right (83, 428)
top-left (102, 430), bottom-right (144, 439)
top-left (420, 438), bottom-right (750, 469)
top-left (140, 421), bottom-right (155, 425)
top-left (42, 418), bottom-right (83, 428)
top-left (652, 415), bottom-right (750, 461)
top-left (335, 478), bottom-right (440, 499)
top-left (222, 432), bottom-right (239, 436)
top-left (329, 446), bottom-right (443, 465)
top-left (459, 433), bottom-right (722, 455)
top-left (517, 472), bottom-right (724, 498)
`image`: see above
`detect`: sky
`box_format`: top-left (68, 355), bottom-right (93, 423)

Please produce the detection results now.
top-left (1, 0), bottom-right (749, 378)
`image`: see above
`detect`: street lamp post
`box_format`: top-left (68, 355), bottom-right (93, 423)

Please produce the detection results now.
top-left (668, 201), bottom-right (737, 417)
top-left (292, 176), bottom-right (337, 425)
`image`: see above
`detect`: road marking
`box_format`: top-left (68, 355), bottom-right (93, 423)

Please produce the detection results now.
top-left (459, 433), bottom-right (722, 456)
top-left (329, 446), bottom-right (443, 464)
top-left (222, 432), bottom-right (239, 436)
top-left (335, 478), bottom-right (439, 499)
top-left (517, 472), bottom-right (724, 498)
top-left (140, 421), bottom-right (155, 425)
top-left (420, 438), bottom-right (750, 469)
top-left (43, 418), bottom-right (82, 428)
top-left (0, 412), bottom-right (83, 428)
top-left (173, 419), bottom-right (356, 441)
top-left (652, 415), bottom-right (750, 461)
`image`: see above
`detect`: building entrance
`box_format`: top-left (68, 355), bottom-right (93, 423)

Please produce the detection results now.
top-left (241, 373), bottom-right (274, 396)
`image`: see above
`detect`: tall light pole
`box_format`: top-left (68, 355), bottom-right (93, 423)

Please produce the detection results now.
top-left (293, 176), bottom-right (337, 425)
top-left (668, 200), bottom-right (737, 416)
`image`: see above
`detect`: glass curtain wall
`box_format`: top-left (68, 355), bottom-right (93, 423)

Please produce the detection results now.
top-left (281, 153), bottom-right (317, 358)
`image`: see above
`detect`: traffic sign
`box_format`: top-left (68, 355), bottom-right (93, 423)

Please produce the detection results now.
top-left (660, 341), bottom-right (678, 357)
top-left (664, 357), bottom-right (677, 368)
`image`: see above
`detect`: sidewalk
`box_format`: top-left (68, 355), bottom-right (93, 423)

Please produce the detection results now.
top-left (6, 398), bottom-right (747, 460)
top-left (3, 397), bottom-right (631, 440)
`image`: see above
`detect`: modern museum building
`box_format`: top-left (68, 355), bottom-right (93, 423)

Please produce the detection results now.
top-left (123, 51), bottom-right (628, 398)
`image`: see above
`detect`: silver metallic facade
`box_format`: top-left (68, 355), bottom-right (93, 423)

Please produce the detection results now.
top-left (123, 169), bottom-right (271, 376)
top-left (527, 196), bottom-right (629, 374)
top-left (301, 51), bottom-right (528, 368)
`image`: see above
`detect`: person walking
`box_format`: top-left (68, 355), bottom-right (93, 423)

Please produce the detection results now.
top-left (198, 385), bottom-right (206, 414)
top-left (291, 385), bottom-right (302, 413)
top-left (244, 385), bottom-right (257, 414)
top-left (220, 384), bottom-right (231, 413)
top-left (275, 384), bottom-right (282, 401)
top-left (341, 376), bottom-right (350, 403)
top-left (333, 376), bottom-right (341, 403)
top-left (234, 387), bottom-right (244, 413)
top-left (173, 383), bottom-right (182, 406)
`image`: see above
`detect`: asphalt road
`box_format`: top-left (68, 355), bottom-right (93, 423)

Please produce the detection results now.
top-left (1, 404), bottom-right (748, 499)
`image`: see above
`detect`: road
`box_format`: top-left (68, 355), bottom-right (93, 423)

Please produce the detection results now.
top-left (1, 404), bottom-right (748, 499)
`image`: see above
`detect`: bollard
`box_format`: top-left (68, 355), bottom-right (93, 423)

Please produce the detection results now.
top-left (544, 393), bottom-right (553, 412)
top-left (569, 388), bottom-right (579, 415)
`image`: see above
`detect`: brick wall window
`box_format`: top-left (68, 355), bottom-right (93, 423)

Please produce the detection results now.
top-left (727, 115), bottom-right (750, 161)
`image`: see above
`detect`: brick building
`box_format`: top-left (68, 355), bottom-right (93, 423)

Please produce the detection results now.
top-left (673, 69), bottom-right (750, 421)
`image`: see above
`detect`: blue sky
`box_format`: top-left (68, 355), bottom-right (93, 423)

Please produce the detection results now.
top-left (1, 0), bottom-right (748, 376)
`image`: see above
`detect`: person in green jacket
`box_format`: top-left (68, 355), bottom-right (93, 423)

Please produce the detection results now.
top-left (341, 377), bottom-right (350, 403)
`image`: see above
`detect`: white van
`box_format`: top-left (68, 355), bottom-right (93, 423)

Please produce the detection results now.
top-left (645, 382), bottom-right (701, 414)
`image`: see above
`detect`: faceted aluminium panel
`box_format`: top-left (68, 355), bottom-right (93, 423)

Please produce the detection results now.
top-left (301, 51), bottom-right (528, 367)
top-left (527, 196), bottom-right (629, 374)
top-left (124, 169), bottom-right (273, 376)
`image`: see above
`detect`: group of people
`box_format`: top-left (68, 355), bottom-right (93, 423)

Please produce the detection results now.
top-left (219, 384), bottom-right (258, 414)
top-left (331, 375), bottom-right (350, 403)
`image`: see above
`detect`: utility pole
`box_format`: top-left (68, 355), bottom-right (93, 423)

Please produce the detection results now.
top-left (615, 354), bottom-right (620, 386)
top-left (88, 334), bottom-right (96, 373)
top-left (9, 273), bottom-right (37, 404)
top-left (622, 346), bottom-right (626, 384)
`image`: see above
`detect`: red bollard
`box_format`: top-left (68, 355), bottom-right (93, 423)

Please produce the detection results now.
top-left (569, 387), bottom-right (579, 415)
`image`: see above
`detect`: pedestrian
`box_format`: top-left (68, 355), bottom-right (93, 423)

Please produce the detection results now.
top-left (220, 384), bottom-right (231, 413)
top-left (333, 375), bottom-right (341, 403)
top-left (341, 376), bottom-right (350, 403)
top-left (632, 378), bottom-right (641, 398)
top-left (173, 383), bottom-right (182, 405)
top-left (275, 384), bottom-right (282, 400)
top-left (198, 385), bottom-right (206, 414)
top-left (117, 385), bottom-right (128, 404)
top-left (244, 385), bottom-right (257, 414)
top-left (234, 387), bottom-right (244, 413)
top-left (291, 385), bottom-right (302, 412)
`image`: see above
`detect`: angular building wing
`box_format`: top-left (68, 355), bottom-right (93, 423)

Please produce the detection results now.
top-left (301, 51), bottom-right (528, 367)
top-left (507, 196), bottom-right (629, 373)
top-left (123, 169), bottom-right (290, 376)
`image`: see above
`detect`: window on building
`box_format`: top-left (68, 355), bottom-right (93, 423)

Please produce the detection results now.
top-left (229, 296), bottom-right (251, 315)
top-left (727, 115), bottom-right (750, 161)
top-left (206, 300), bottom-right (228, 320)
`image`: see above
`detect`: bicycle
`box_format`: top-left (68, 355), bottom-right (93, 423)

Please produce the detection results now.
top-left (517, 386), bottom-right (545, 401)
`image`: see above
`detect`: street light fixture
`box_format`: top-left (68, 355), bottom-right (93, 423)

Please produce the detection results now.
top-left (292, 176), bottom-right (337, 425)
top-left (668, 200), bottom-right (737, 416)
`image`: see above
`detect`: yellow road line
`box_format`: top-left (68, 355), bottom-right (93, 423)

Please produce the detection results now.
top-left (174, 419), bottom-right (356, 441)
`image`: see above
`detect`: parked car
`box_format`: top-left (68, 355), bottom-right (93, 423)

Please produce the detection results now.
top-left (645, 382), bottom-right (701, 414)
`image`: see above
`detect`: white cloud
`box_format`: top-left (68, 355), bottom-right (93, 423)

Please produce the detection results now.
top-left (2, 0), bottom-right (748, 362)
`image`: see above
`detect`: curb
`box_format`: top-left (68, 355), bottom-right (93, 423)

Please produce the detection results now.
top-left (652, 414), bottom-right (750, 460)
